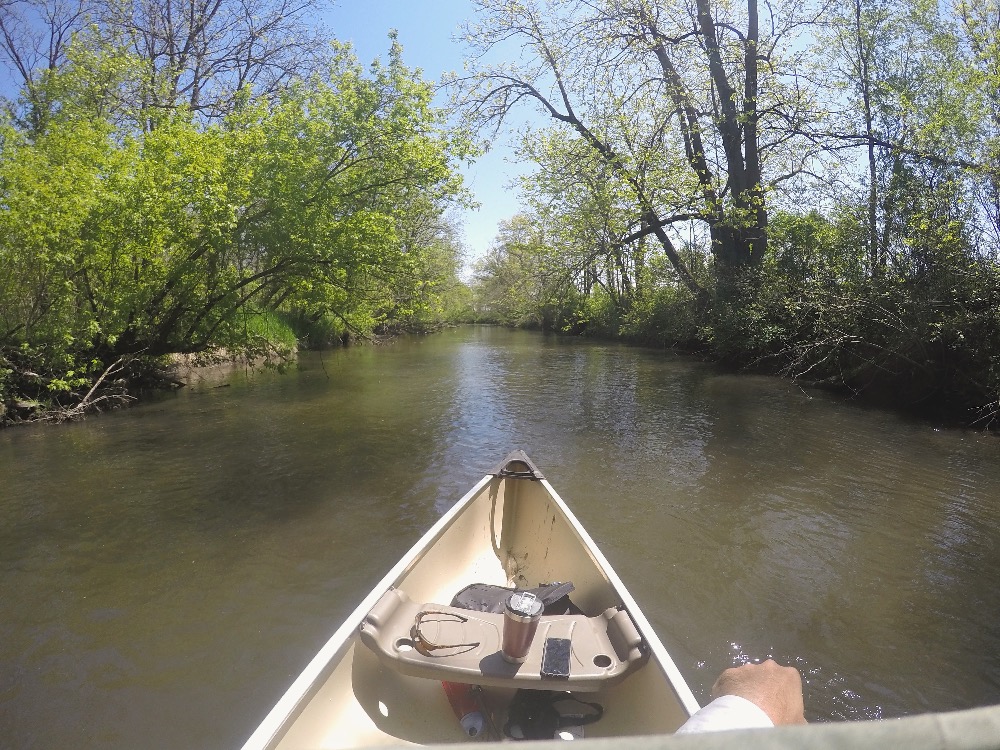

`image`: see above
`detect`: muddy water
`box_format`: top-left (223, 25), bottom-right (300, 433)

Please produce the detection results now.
top-left (1, 326), bottom-right (998, 747)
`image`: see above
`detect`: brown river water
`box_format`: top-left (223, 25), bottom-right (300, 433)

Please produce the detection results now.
top-left (1, 326), bottom-right (998, 748)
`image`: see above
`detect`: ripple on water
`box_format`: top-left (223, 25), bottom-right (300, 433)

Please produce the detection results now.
top-left (2, 328), bottom-right (1000, 747)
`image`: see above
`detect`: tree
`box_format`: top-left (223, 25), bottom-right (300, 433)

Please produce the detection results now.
top-left (0, 35), bottom-right (470, 415)
top-left (813, 0), bottom-right (994, 266)
top-left (518, 127), bottom-right (652, 313)
top-left (472, 213), bottom-right (564, 327)
top-left (100, 0), bottom-right (335, 120)
top-left (382, 207), bottom-right (469, 330)
top-left (0, 0), bottom-right (336, 130)
top-left (0, 0), bottom-right (93, 131)
top-left (455, 0), bottom-right (819, 306)
top-left (815, 0), bottom-right (895, 273)
top-left (955, 0), bottom-right (1000, 249)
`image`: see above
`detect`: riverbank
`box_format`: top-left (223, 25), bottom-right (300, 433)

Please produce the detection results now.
top-left (0, 345), bottom-right (297, 428)
top-left (4, 318), bottom-right (995, 433)
top-left (483, 274), bottom-right (1000, 433)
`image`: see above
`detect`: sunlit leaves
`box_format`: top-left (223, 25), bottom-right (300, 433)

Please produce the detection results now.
top-left (0, 35), bottom-right (467, 384)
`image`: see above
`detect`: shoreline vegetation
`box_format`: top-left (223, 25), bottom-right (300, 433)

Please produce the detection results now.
top-left (4, 1), bottom-right (1000, 430)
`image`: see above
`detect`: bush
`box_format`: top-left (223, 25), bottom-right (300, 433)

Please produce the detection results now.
top-left (237, 310), bottom-right (299, 353)
top-left (708, 208), bottom-right (1000, 423)
top-left (282, 310), bottom-right (347, 349)
top-left (619, 286), bottom-right (706, 349)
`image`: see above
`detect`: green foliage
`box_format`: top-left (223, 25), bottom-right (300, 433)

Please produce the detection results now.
top-left (439, 282), bottom-right (478, 325)
top-left (229, 310), bottom-right (299, 354)
top-left (471, 214), bottom-right (556, 328)
top-left (0, 33), bottom-right (469, 421)
top-left (282, 310), bottom-right (347, 349)
top-left (464, 0), bottom-right (1000, 425)
top-left (618, 286), bottom-right (706, 349)
top-left (709, 206), bottom-right (1000, 419)
top-left (567, 291), bottom-right (620, 338)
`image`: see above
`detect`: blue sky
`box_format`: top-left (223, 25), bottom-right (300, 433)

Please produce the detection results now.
top-left (326, 0), bottom-right (530, 266)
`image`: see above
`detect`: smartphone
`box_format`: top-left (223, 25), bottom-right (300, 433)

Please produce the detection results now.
top-left (540, 637), bottom-right (571, 679)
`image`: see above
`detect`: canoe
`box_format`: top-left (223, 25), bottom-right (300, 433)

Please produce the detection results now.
top-left (242, 451), bottom-right (700, 748)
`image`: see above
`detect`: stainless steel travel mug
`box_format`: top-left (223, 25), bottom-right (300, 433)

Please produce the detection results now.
top-left (501, 591), bottom-right (543, 663)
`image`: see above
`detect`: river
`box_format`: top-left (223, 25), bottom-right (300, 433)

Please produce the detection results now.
top-left (1, 326), bottom-right (998, 747)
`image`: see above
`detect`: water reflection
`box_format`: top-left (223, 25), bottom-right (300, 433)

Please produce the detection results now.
top-left (1, 326), bottom-right (999, 747)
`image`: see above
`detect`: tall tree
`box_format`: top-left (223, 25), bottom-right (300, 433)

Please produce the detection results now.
top-left (814, 0), bottom-right (991, 266)
top-left (0, 0), bottom-right (335, 129)
top-left (472, 213), bottom-right (561, 327)
top-left (455, 0), bottom-right (818, 305)
top-left (955, 0), bottom-right (1000, 249)
top-left (518, 127), bottom-right (652, 311)
top-left (818, 0), bottom-right (896, 273)
top-left (100, 0), bottom-right (334, 120)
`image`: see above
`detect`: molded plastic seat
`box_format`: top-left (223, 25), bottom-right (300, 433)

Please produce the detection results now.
top-left (358, 588), bottom-right (648, 692)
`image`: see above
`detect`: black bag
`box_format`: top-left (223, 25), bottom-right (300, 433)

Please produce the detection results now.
top-left (503, 689), bottom-right (603, 740)
top-left (450, 581), bottom-right (583, 616)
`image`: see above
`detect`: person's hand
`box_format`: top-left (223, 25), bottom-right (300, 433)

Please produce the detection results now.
top-left (711, 659), bottom-right (807, 726)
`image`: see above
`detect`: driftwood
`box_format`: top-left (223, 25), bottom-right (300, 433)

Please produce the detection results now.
top-left (45, 357), bottom-right (136, 423)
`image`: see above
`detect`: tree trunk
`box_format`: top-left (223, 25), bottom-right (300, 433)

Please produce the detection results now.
top-left (855, 0), bottom-right (881, 274)
top-left (696, 0), bottom-right (768, 276)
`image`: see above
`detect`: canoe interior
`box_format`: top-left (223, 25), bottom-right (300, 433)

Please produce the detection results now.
top-left (258, 466), bottom-right (696, 748)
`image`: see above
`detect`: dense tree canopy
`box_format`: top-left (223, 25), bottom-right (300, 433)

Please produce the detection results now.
top-left (461, 0), bottom-right (1000, 425)
top-left (0, 6), bottom-right (472, 422)
top-left (454, 0), bottom-right (822, 303)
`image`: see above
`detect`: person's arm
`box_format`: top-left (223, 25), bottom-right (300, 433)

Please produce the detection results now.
top-left (675, 659), bottom-right (807, 734)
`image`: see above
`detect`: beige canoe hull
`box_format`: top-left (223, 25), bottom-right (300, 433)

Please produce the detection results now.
top-left (242, 453), bottom-right (700, 749)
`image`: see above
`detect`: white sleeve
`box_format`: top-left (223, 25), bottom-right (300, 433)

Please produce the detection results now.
top-left (675, 695), bottom-right (775, 734)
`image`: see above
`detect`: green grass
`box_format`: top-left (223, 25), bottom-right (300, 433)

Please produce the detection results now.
top-left (240, 310), bottom-right (299, 351)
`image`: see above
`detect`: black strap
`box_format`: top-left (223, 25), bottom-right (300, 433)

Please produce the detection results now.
top-left (553, 694), bottom-right (604, 728)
